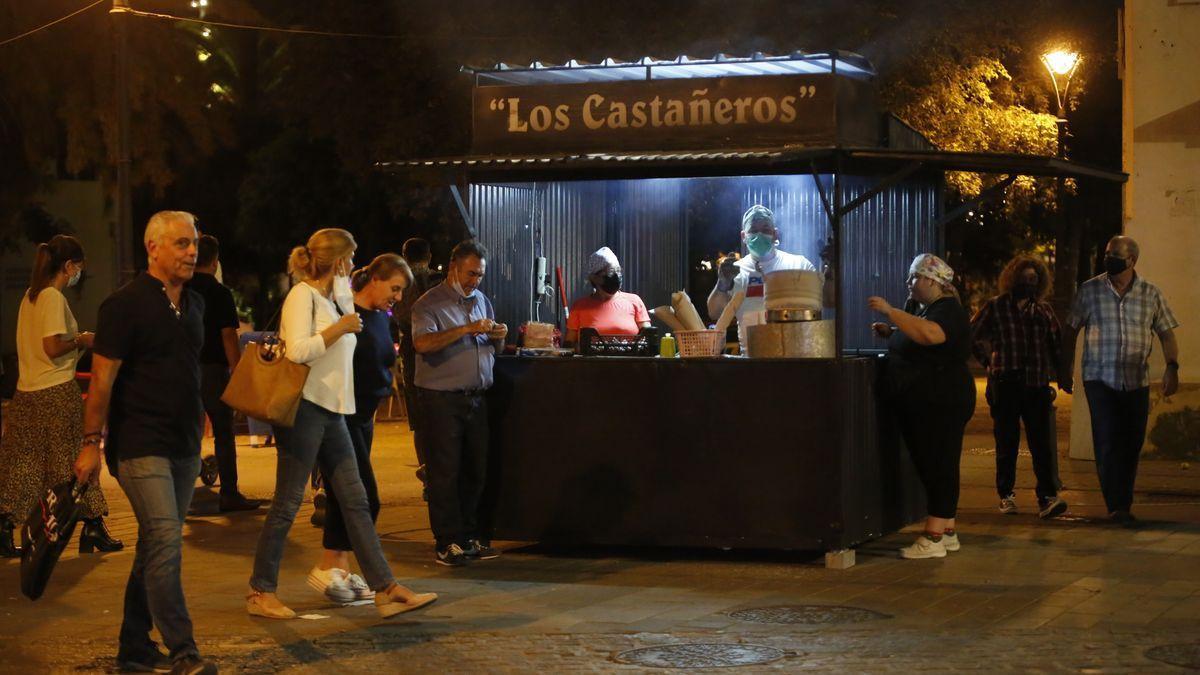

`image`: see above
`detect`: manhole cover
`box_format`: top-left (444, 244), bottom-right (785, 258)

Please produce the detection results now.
top-left (615, 644), bottom-right (785, 668)
top-left (729, 605), bottom-right (890, 625)
top-left (1145, 643), bottom-right (1200, 669)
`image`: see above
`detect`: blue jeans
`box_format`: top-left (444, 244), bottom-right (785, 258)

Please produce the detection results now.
top-left (251, 399), bottom-right (396, 592)
top-left (117, 454), bottom-right (201, 663)
top-left (1084, 381), bottom-right (1150, 513)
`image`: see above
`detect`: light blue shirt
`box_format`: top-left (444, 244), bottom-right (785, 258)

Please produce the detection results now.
top-left (412, 282), bottom-right (497, 391)
top-left (1067, 273), bottom-right (1178, 390)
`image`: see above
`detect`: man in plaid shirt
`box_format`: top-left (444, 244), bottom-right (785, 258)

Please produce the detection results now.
top-left (971, 256), bottom-right (1068, 520)
top-left (1065, 236), bottom-right (1180, 526)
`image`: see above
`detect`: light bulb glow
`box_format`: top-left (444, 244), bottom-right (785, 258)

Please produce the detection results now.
top-left (1042, 51), bottom-right (1079, 76)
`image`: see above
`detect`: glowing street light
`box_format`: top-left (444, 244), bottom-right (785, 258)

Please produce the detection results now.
top-left (1040, 49), bottom-right (1081, 158)
top-left (1042, 50), bottom-right (1079, 76)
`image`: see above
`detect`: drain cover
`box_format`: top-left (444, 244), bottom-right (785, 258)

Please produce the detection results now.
top-left (1145, 643), bottom-right (1200, 669)
top-left (615, 644), bottom-right (785, 668)
top-left (730, 605), bottom-right (889, 625)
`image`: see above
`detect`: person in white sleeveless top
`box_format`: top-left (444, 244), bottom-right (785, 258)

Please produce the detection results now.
top-left (0, 235), bottom-right (121, 558)
top-left (707, 205), bottom-right (816, 352)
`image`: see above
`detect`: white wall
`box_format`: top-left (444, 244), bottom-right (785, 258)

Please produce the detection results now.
top-left (1071, 1), bottom-right (1200, 459)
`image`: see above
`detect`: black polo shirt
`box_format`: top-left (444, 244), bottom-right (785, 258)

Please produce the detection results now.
top-left (94, 272), bottom-right (205, 464)
top-left (186, 271), bottom-right (239, 366)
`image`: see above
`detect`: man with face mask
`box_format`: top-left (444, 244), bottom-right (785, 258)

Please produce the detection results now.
top-left (411, 239), bottom-right (508, 566)
top-left (1064, 235), bottom-right (1180, 527)
top-left (707, 205), bottom-right (816, 352)
top-left (971, 255), bottom-right (1068, 519)
top-left (565, 246), bottom-right (651, 349)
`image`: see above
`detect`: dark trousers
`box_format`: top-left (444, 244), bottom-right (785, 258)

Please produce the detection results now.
top-left (199, 363), bottom-right (238, 495)
top-left (988, 376), bottom-right (1061, 501)
top-left (1083, 381), bottom-right (1150, 514)
top-left (418, 387), bottom-right (489, 549)
top-left (400, 336), bottom-right (426, 468)
top-left (892, 369), bottom-right (976, 520)
top-left (117, 454), bottom-right (201, 664)
top-left (323, 397), bottom-right (382, 551)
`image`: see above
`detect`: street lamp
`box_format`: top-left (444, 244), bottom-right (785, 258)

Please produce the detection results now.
top-left (1040, 49), bottom-right (1081, 158)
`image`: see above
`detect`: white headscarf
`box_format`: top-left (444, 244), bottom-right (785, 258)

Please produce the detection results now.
top-left (586, 246), bottom-right (621, 276)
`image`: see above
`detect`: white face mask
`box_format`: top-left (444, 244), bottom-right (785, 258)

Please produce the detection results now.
top-left (67, 267), bottom-right (82, 288)
top-left (333, 274), bottom-right (353, 302)
top-left (449, 268), bottom-right (475, 299)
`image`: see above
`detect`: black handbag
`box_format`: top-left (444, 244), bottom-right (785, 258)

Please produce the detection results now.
top-left (20, 479), bottom-right (87, 600)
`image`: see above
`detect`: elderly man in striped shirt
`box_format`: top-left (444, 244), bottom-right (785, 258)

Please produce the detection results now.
top-left (1064, 235), bottom-right (1181, 527)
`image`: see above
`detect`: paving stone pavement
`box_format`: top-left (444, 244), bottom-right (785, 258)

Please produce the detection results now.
top-left (1, 396), bottom-right (1199, 673)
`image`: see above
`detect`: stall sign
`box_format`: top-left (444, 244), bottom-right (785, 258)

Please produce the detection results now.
top-left (472, 74), bottom-right (835, 154)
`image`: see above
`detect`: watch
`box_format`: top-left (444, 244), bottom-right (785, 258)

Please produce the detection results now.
top-left (1166, 360), bottom-right (1179, 370)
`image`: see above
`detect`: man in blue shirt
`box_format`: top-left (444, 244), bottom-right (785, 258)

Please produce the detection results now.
top-left (412, 240), bottom-right (508, 566)
top-left (1065, 235), bottom-right (1181, 526)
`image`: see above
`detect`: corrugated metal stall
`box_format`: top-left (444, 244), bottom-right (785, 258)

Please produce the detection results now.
top-left (471, 179), bottom-right (688, 327)
top-left (742, 174), bottom-right (939, 351)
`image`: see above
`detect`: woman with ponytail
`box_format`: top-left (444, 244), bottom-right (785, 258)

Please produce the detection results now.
top-left (247, 229), bottom-right (435, 620)
top-left (0, 235), bottom-right (122, 557)
top-left (307, 254), bottom-right (412, 603)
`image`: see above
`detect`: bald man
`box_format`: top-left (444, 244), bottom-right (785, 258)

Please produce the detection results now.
top-left (1064, 235), bottom-right (1180, 527)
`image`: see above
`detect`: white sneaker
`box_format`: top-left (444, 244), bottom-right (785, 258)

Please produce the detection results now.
top-left (900, 535), bottom-right (947, 559)
top-left (344, 572), bottom-right (375, 601)
top-left (942, 532), bottom-right (961, 552)
top-left (999, 494), bottom-right (1018, 514)
top-left (306, 566), bottom-right (356, 603)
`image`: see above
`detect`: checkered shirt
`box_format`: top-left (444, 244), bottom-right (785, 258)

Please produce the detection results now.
top-left (970, 294), bottom-right (1063, 387)
top-left (1067, 273), bottom-right (1179, 390)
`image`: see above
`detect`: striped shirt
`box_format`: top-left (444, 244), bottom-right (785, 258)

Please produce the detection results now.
top-left (970, 294), bottom-right (1064, 387)
top-left (1067, 273), bottom-right (1179, 390)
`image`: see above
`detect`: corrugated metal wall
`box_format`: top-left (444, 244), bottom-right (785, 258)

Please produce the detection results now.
top-left (742, 174), bottom-right (939, 351)
top-left (471, 179), bottom-right (687, 329)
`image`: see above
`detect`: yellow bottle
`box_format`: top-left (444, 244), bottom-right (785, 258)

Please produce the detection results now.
top-left (659, 333), bottom-right (677, 358)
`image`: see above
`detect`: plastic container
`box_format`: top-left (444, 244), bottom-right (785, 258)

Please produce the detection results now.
top-left (659, 333), bottom-right (677, 358)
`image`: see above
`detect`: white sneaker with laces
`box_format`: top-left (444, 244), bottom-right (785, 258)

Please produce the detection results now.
top-left (344, 572), bottom-right (375, 601)
top-left (942, 532), bottom-right (961, 552)
top-left (306, 566), bottom-right (356, 603)
top-left (999, 494), bottom-right (1018, 514)
top-left (900, 535), bottom-right (947, 559)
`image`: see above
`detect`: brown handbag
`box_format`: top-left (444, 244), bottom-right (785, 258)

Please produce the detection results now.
top-left (221, 338), bottom-right (310, 427)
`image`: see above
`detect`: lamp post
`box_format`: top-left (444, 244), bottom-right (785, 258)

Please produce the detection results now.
top-left (1040, 50), bottom-right (1081, 159)
top-left (1041, 49), bottom-right (1081, 326)
top-left (111, 0), bottom-right (133, 285)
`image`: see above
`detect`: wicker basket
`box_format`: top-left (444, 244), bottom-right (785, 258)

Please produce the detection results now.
top-left (676, 329), bottom-right (724, 358)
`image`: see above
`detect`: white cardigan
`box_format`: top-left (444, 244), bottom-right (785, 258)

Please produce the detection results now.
top-left (279, 283), bottom-right (357, 415)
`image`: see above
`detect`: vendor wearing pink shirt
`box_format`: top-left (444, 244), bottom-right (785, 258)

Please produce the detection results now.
top-left (566, 247), bottom-right (651, 348)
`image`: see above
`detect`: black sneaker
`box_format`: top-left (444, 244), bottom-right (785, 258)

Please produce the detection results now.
top-left (435, 543), bottom-right (469, 567)
top-left (219, 493), bottom-right (262, 512)
top-left (1109, 510), bottom-right (1139, 528)
top-left (168, 655), bottom-right (217, 675)
top-left (117, 648), bottom-right (172, 673)
top-left (1038, 496), bottom-right (1068, 519)
top-left (463, 539), bottom-right (500, 560)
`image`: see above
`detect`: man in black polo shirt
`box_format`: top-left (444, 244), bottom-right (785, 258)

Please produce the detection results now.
top-left (75, 211), bottom-right (217, 675)
top-left (188, 234), bottom-right (259, 512)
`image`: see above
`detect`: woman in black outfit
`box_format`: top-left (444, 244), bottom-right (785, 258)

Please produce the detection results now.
top-left (869, 254), bottom-right (976, 559)
top-left (306, 254), bottom-right (413, 602)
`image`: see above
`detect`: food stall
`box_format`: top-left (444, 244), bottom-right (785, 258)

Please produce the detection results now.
top-left (381, 52), bottom-right (1125, 566)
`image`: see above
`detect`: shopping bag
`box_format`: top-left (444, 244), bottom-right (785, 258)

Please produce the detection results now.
top-left (21, 479), bottom-right (87, 600)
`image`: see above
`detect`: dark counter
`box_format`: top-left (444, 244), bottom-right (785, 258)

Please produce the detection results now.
top-left (483, 355), bottom-right (925, 551)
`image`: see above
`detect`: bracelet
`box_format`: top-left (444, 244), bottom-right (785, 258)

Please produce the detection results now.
top-left (81, 436), bottom-right (102, 447)
top-left (1166, 361), bottom-right (1179, 370)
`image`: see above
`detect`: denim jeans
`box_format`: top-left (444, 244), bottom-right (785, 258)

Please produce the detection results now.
top-left (1084, 381), bottom-right (1150, 513)
top-left (251, 399), bottom-right (396, 592)
top-left (988, 376), bottom-right (1061, 501)
top-left (200, 363), bottom-right (239, 495)
top-left (116, 454), bottom-right (201, 663)
top-left (323, 397), bottom-right (382, 551)
top-left (418, 388), bottom-right (489, 549)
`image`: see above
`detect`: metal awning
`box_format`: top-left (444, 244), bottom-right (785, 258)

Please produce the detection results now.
top-left (376, 146), bottom-right (1127, 183)
top-left (463, 51), bottom-right (876, 86)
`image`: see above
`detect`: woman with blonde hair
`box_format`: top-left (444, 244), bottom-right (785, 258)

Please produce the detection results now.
top-left (0, 235), bottom-right (121, 557)
top-left (248, 229), bottom-right (436, 619)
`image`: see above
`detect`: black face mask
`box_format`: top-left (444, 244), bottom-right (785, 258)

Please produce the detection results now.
top-left (1012, 283), bottom-right (1037, 300)
top-left (1104, 255), bottom-right (1129, 276)
top-left (599, 272), bottom-right (622, 295)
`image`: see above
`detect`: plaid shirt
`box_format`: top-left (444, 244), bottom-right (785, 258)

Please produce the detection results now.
top-left (970, 294), bottom-right (1063, 387)
top-left (1067, 273), bottom-right (1179, 390)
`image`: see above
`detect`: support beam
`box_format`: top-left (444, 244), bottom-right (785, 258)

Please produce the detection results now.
top-left (930, 174), bottom-right (1017, 231)
top-left (837, 161), bottom-right (924, 218)
top-left (810, 162), bottom-right (835, 228)
top-left (448, 179), bottom-right (475, 239)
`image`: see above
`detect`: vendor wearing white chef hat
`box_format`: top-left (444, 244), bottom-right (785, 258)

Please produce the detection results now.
top-left (707, 205), bottom-right (815, 351)
top-left (566, 246), bottom-right (651, 349)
